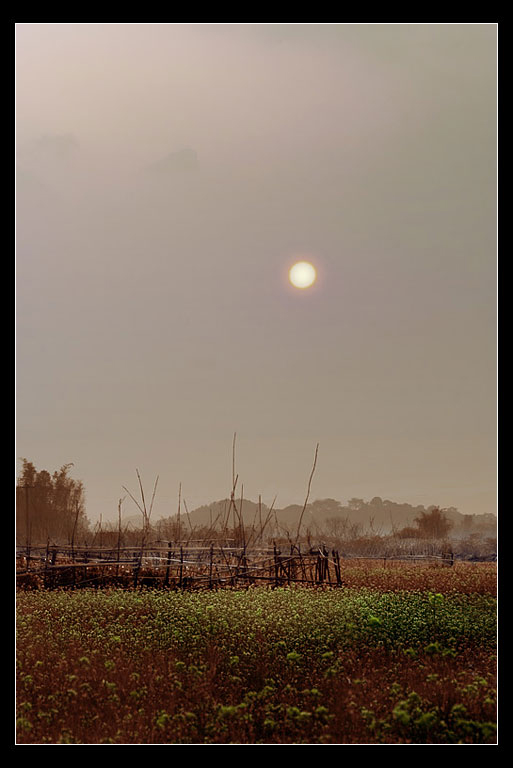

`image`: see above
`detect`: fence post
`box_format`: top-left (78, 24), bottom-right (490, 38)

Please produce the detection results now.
top-left (209, 544), bottom-right (214, 589)
top-left (179, 546), bottom-right (184, 589)
top-left (133, 557), bottom-right (139, 589)
top-left (315, 550), bottom-right (322, 584)
top-left (164, 542), bottom-right (172, 588)
top-left (50, 547), bottom-right (57, 590)
top-left (334, 550), bottom-right (342, 586)
top-left (297, 544), bottom-right (307, 582)
top-left (288, 545), bottom-right (294, 585)
top-left (324, 546), bottom-right (332, 585)
top-left (43, 538), bottom-right (50, 589)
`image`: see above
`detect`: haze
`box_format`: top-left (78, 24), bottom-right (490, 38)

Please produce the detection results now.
top-left (15, 23), bottom-right (497, 523)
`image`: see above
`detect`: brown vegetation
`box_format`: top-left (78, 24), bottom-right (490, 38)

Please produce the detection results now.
top-left (16, 569), bottom-right (497, 744)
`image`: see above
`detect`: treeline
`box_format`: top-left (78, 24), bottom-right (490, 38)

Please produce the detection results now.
top-left (178, 496), bottom-right (496, 540)
top-left (16, 460), bottom-right (90, 547)
top-left (16, 461), bottom-right (496, 552)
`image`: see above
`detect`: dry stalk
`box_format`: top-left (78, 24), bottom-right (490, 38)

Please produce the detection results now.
top-left (260, 495), bottom-right (277, 544)
top-left (294, 443), bottom-right (319, 546)
top-left (182, 497), bottom-right (194, 539)
top-left (70, 500), bottom-right (81, 562)
top-left (232, 432), bottom-right (237, 490)
top-left (123, 469), bottom-right (159, 562)
top-left (177, 482), bottom-right (182, 542)
top-left (117, 496), bottom-right (125, 574)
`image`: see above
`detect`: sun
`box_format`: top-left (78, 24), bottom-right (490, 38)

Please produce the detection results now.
top-left (289, 261), bottom-right (317, 289)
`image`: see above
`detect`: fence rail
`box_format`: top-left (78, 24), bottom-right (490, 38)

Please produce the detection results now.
top-left (15, 541), bottom-right (455, 590)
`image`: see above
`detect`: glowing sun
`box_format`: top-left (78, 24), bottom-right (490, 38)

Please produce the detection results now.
top-left (289, 261), bottom-right (317, 289)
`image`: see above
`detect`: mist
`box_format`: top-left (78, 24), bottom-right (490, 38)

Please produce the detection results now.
top-left (16, 24), bottom-right (497, 522)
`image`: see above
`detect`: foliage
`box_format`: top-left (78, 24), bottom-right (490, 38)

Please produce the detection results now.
top-left (16, 459), bottom-right (90, 546)
top-left (16, 566), bottom-right (497, 744)
top-left (414, 507), bottom-right (453, 540)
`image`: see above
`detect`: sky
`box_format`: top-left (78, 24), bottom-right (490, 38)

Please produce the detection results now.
top-left (16, 23), bottom-right (497, 523)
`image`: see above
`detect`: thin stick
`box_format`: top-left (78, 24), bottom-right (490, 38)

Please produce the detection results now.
top-left (177, 482), bottom-right (182, 542)
top-left (246, 505), bottom-right (260, 549)
top-left (239, 483), bottom-right (246, 549)
top-left (258, 497), bottom-right (275, 546)
top-left (70, 500), bottom-right (81, 563)
top-left (117, 496), bottom-right (125, 576)
top-left (136, 469), bottom-right (147, 522)
top-left (294, 443), bottom-right (319, 546)
top-left (122, 485), bottom-right (145, 517)
top-left (228, 473), bottom-right (240, 536)
top-left (232, 432), bottom-right (237, 490)
top-left (182, 497), bottom-right (194, 535)
top-left (204, 502), bottom-right (226, 542)
top-left (148, 475), bottom-right (159, 523)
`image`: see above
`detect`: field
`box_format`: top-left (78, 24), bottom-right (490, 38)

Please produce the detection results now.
top-left (16, 561), bottom-right (497, 744)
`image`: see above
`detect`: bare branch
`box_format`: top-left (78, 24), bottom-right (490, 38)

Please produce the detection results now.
top-left (122, 485), bottom-right (145, 517)
top-left (148, 475), bottom-right (159, 522)
top-left (232, 432), bottom-right (237, 489)
top-left (294, 443), bottom-right (319, 546)
top-left (136, 469), bottom-right (147, 521)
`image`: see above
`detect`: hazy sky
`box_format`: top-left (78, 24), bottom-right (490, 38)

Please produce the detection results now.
top-left (16, 23), bottom-right (497, 523)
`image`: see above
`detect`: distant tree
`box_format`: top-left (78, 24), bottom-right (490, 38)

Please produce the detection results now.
top-left (414, 507), bottom-right (453, 539)
top-left (16, 459), bottom-right (90, 546)
top-left (396, 526), bottom-right (420, 539)
top-left (461, 514), bottom-right (475, 532)
top-left (325, 516), bottom-right (351, 539)
top-left (347, 498), bottom-right (365, 511)
top-left (310, 499), bottom-right (344, 517)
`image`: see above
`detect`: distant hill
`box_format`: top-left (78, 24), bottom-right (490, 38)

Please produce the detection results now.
top-left (152, 496), bottom-right (496, 538)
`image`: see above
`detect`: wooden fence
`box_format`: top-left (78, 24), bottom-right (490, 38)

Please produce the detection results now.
top-left (15, 540), bottom-right (454, 591)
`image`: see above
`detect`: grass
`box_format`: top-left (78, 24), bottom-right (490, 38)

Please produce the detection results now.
top-left (16, 563), bottom-right (497, 744)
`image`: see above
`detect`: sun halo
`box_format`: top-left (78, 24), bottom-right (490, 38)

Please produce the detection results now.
top-left (288, 261), bottom-right (317, 289)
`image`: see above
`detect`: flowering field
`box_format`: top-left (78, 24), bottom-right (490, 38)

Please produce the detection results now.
top-left (16, 562), bottom-right (497, 744)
